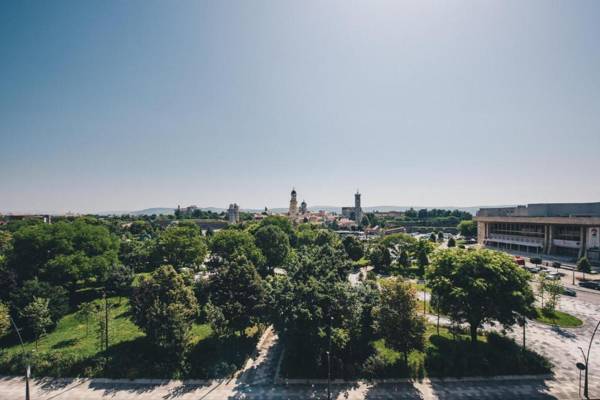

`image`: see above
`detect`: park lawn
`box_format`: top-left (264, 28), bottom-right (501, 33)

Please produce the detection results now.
top-left (534, 308), bottom-right (583, 328)
top-left (0, 297), bottom-right (258, 379)
top-left (281, 324), bottom-right (551, 380)
top-left (0, 297), bottom-right (144, 360)
top-left (373, 324), bottom-right (551, 378)
top-left (355, 257), bottom-right (370, 267)
top-left (412, 282), bottom-right (430, 293)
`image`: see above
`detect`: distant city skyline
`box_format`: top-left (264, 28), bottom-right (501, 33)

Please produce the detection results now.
top-left (2, 1), bottom-right (600, 214)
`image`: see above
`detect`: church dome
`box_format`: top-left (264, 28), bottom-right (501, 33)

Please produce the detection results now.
top-left (291, 188), bottom-right (297, 196)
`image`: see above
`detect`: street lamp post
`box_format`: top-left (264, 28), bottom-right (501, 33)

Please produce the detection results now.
top-left (9, 316), bottom-right (31, 400)
top-left (584, 320), bottom-right (600, 399)
top-left (578, 319), bottom-right (600, 399)
top-left (327, 315), bottom-right (333, 400)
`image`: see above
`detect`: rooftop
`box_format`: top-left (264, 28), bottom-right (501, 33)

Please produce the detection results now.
top-left (476, 202), bottom-right (600, 218)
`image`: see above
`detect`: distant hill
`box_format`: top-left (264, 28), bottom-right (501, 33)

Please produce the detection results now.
top-left (15, 205), bottom-right (511, 217)
top-left (96, 207), bottom-right (175, 216)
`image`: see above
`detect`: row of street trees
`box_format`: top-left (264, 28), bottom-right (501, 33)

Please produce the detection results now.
top-left (0, 214), bottom-right (543, 379)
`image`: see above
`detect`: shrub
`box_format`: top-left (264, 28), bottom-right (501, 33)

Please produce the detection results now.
top-left (362, 353), bottom-right (387, 378)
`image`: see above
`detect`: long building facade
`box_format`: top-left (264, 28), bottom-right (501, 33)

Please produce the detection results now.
top-left (475, 203), bottom-right (600, 266)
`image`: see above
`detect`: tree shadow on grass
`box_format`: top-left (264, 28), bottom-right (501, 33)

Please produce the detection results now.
top-left (51, 338), bottom-right (79, 349)
top-left (424, 332), bottom-right (552, 378)
top-left (188, 333), bottom-right (260, 379)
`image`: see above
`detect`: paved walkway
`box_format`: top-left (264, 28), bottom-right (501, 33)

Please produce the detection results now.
top-left (0, 375), bottom-right (568, 399)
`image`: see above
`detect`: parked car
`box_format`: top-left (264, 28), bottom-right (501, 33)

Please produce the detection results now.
top-left (552, 261), bottom-right (561, 269)
top-left (561, 287), bottom-right (577, 297)
top-left (545, 273), bottom-right (561, 281)
top-left (578, 281), bottom-right (600, 290)
top-left (525, 265), bottom-right (541, 273)
top-left (529, 257), bottom-right (542, 265)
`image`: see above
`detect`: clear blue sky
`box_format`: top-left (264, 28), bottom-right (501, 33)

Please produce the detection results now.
top-left (1, 1), bottom-right (599, 213)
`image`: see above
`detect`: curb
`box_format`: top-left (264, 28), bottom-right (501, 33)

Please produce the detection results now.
top-left (0, 375), bottom-right (219, 386)
top-left (275, 374), bottom-right (554, 385)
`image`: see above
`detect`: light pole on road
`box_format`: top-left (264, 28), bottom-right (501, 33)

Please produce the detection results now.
top-left (327, 315), bottom-right (333, 400)
top-left (578, 319), bottom-right (600, 399)
top-left (9, 316), bottom-right (30, 400)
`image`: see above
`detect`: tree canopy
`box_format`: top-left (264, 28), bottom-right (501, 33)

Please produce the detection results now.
top-left (427, 248), bottom-right (535, 344)
top-left (457, 220), bottom-right (477, 238)
top-left (131, 265), bottom-right (199, 357)
top-left (207, 256), bottom-right (266, 335)
top-left (342, 236), bottom-right (364, 261)
top-left (152, 224), bottom-right (208, 270)
top-left (254, 225), bottom-right (290, 273)
top-left (209, 229), bottom-right (265, 269)
top-left (372, 278), bottom-right (425, 363)
top-left (9, 220), bottom-right (119, 286)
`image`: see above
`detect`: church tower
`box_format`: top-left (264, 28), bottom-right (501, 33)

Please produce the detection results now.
top-left (289, 188), bottom-right (298, 219)
top-left (300, 200), bottom-right (307, 214)
top-left (354, 190), bottom-right (363, 224)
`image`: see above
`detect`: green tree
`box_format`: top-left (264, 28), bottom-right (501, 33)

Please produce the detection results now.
top-left (543, 279), bottom-right (562, 314)
top-left (369, 244), bottom-right (391, 274)
top-left (131, 265), bottom-right (199, 358)
top-left (128, 220), bottom-right (154, 236)
top-left (75, 301), bottom-right (98, 338)
top-left (0, 302), bottom-right (10, 338)
top-left (457, 220), bottom-right (477, 238)
top-left (342, 236), bottom-right (364, 261)
top-left (372, 279), bottom-right (425, 364)
top-left (398, 250), bottom-right (410, 269)
top-left (153, 224), bottom-right (208, 270)
top-left (258, 216), bottom-right (297, 246)
top-left (10, 219), bottom-right (119, 284)
top-left (417, 248), bottom-right (429, 276)
top-left (21, 297), bottom-right (52, 349)
top-left (119, 238), bottom-right (152, 271)
top-left (254, 225), bottom-right (290, 273)
top-left (106, 265), bottom-right (134, 302)
top-left (536, 273), bottom-right (547, 309)
top-left (267, 244), bottom-right (363, 373)
top-left (209, 229), bottom-right (265, 269)
top-left (427, 248), bottom-right (535, 346)
top-left (577, 257), bottom-right (591, 280)
top-left (208, 256), bottom-right (266, 336)
top-left (437, 231), bottom-right (444, 242)
top-left (447, 237), bottom-right (456, 247)
top-left (10, 278), bottom-right (69, 325)
top-left (0, 231), bottom-right (13, 255)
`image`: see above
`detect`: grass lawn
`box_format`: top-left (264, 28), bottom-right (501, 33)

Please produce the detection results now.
top-left (0, 297), bottom-right (259, 379)
top-left (280, 324), bottom-right (551, 380)
top-left (534, 308), bottom-right (583, 328)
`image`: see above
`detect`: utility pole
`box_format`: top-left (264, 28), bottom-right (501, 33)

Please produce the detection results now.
top-left (10, 316), bottom-right (30, 400)
top-left (583, 320), bottom-right (600, 399)
top-left (104, 292), bottom-right (109, 352)
top-left (327, 315), bottom-right (333, 400)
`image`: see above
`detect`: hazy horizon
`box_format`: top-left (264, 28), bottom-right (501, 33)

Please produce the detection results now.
top-left (2, 1), bottom-right (600, 213)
